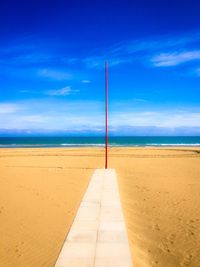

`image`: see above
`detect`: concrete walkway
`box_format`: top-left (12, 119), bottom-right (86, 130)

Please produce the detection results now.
top-left (54, 169), bottom-right (133, 267)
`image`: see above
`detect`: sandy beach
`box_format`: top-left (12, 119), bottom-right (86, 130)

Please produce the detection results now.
top-left (0, 147), bottom-right (200, 267)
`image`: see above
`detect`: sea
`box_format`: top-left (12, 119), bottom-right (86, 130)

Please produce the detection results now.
top-left (0, 136), bottom-right (200, 148)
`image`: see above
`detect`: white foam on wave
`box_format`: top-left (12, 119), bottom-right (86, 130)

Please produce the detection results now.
top-left (147, 143), bottom-right (200, 146)
top-left (0, 143), bottom-right (200, 148)
top-left (61, 143), bottom-right (104, 147)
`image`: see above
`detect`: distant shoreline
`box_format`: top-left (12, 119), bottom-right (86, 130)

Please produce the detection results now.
top-left (0, 136), bottom-right (200, 148)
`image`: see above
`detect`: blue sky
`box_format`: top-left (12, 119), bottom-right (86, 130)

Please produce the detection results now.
top-left (0, 0), bottom-right (200, 135)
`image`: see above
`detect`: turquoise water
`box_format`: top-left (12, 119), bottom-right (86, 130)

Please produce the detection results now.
top-left (0, 136), bottom-right (200, 148)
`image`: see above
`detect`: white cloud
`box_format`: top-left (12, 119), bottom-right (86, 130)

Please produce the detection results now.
top-left (18, 115), bottom-right (47, 123)
top-left (110, 111), bottom-right (200, 127)
top-left (81, 79), bottom-right (91, 83)
top-left (38, 69), bottom-right (72, 80)
top-left (83, 32), bottom-right (200, 68)
top-left (151, 50), bottom-right (200, 67)
top-left (1, 100), bottom-right (200, 133)
top-left (0, 99), bottom-right (104, 130)
top-left (0, 103), bottom-right (22, 114)
top-left (83, 56), bottom-right (131, 69)
top-left (112, 32), bottom-right (200, 55)
top-left (19, 87), bottom-right (79, 96)
top-left (46, 86), bottom-right (73, 96)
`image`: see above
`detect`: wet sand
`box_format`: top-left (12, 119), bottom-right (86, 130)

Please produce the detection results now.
top-left (0, 147), bottom-right (200, 266)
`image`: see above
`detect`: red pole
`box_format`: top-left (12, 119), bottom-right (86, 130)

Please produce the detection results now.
top-left (105, 61), bottom-right (108, 169)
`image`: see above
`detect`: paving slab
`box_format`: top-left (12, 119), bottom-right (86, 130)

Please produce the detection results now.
top-left (54, 169), bottom-right (133, 267)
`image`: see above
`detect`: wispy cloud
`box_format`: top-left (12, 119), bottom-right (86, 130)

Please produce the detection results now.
top-left (112, 32), bottom-right (200, 55)
top-left (110, 110), bottom-right (200, 128)
top-left (0, 100), bottom-right (200, 133)
top-left (83, 31), bottom-right (200, 68)
top-left (151, 50), bottom-right (200, 67)
top-left (17, 115), bottom-right (48, 123)
top-left (1, 31), bottom-right (200, 79)
top-left (0, 99), bottom-right (104, 130)
top-left (81, 79), bottom-right (91, 84)
top-left (83, 56), bottom-right (131, 69)
top-left (19, 86), bottom-right (78, 96)
top-left (38, 69), bottom-right (72, 80)
top-left (0, 45), bottom-right (54, 66)
top-left (46, 86), bottom-right (77, 96)
top-left (0, 103), bottom-right (22, 114)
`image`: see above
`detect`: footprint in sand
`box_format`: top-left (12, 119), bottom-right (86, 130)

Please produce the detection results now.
top-left (15, 241), bottom-right (25, 258)
top-left (166, 233), bottom-right (175, 245)
top-left (178, 217), bottom-right (182, 221)
top-left (15, 248), bottom-right (21, 257)
top-left (153, 223), bottom-right (160, 231)
top-left (186, 219), bottom-right (197, 237)
top-left (0, 206), bottom-right (4, 214)
top-left (181, 253), bottom-right (193, 266)
top-left (159, 239), bottom-right (172, 254)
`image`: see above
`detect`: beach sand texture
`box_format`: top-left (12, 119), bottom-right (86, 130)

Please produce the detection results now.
top-left (0, 147), bottom-right (200, 267)
top-left (0, 148), bottom-right (102, 267)
top-left (113, 148), bottom-right (200, 267)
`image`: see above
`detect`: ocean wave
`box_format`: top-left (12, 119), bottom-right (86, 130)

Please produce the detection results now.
top-left (0, 144), bottom-right (58, 147)
top-left (147, 143), bottom-right (200, 146)
top-left (0, 143), bottom-right (199, 148)
top-left (0, 143), bottom-right (105, 148)
top-left (61, 143), bottom-right (104, 147)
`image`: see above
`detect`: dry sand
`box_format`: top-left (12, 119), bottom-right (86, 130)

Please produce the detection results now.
top-left (112, 148), bottom-right (200, 267)
top-left (0, 148), bottom-right (102, 267)
top-left (0, 147), bottom-right (200, 267)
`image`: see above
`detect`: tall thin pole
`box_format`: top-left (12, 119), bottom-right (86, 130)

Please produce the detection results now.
top-left (105, 61), bottom-right (108, 169)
